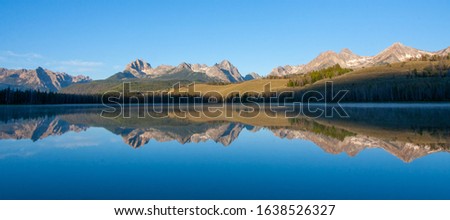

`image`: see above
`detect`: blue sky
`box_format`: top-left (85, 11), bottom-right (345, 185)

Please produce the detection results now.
top-left (0, 0), bottom-right (449, 79)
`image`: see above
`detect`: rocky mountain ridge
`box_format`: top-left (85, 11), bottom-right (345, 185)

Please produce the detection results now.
top-left (0, 67), bottom-right (91, 92)
top-left (111, 59), bottom-right (251, 83)
top-left (269, 42), bottom-right (450, 76)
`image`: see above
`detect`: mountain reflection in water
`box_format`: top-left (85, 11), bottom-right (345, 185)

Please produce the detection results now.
top-left (0, 104), bottom-right (449, 163)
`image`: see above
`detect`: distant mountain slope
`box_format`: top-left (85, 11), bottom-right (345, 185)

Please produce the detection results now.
top-left (0, 67), bottom-right (91, 92)
top-left (436, 47), bottom-right (450, 56)
top-left (269, 42), bottom-right (450, 76)
top-left (108, 59), bottom-right (245, 83)
top-left (244, 72), bottom-right (261, 81)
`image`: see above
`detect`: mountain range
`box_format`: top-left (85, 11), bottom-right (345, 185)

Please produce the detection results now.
top-left (0, 67), bottom-right (91, 92)
top-left (269, 42), bottom-right (450, 76)
top-left (0, 42), bottom-right (448, 92)
top-left (108, 59), bottom-right (261, 83)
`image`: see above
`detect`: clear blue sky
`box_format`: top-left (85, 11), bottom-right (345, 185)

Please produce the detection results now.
top-left (0, 0), bottom-right (449, 79)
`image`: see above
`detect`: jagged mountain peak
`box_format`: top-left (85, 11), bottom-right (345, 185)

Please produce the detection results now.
top-left (177, 62), bottom-right (191, 69)
top-left (217, 60), bottom-right (235, 71)
top-left (385, 42), bottom-right (427, 53)
top-left (219, 59), bottom-right (232, 66)
top-left (382, 42), bottom-right (414, 52)
top-left (317, 50), bottom-right (338, 57)
top-left (124, 59), bottom-right (153, 77)
top-left (339, 48), bottom-right (362, 61)
top-left (391, 42), bottom-right (404, 47)
top-left (126, 59), bottom-right (152, 71)
top-left (303, 50), bottom-right (348, 72)
top-left (339, 48), bottom-right (354, 55)
top-left (208, 60), bottom-right (243, 82)
top-left (374, 42), bottom-right (431, 63)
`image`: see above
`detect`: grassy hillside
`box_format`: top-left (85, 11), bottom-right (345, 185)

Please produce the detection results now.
top-left (61, 79), bottom-right (194, 94)
top-left (170, 79), bottom-right (289, 95)
top-left (62, 77), bottom-right (290, 96)
top-left (293, 60), bottom-right (450, 102)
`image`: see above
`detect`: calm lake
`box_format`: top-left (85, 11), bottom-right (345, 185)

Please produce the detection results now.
top-left (0, 104), bottom-right (449, 199)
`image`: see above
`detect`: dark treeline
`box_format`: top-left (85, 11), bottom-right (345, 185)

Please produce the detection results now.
top-left (296, 76), bottom-right (450, 102)
top-left (0, 88), bottom-right (103, 104)
top-left (0, 87), bottom-right (279, 105)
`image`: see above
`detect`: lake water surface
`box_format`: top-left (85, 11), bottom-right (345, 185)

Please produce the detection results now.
top-left (0, 104), bottom-right (449, 199)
